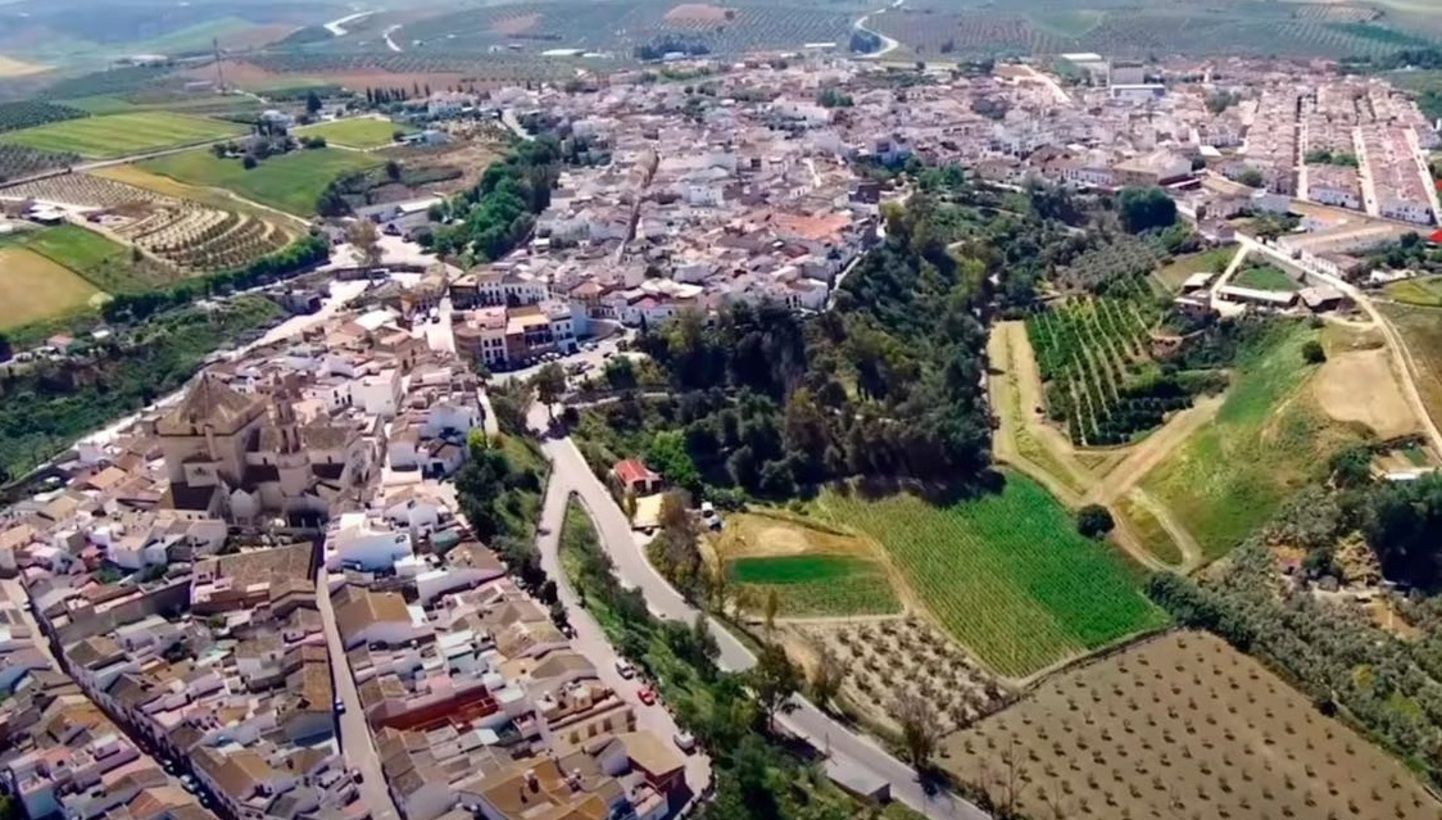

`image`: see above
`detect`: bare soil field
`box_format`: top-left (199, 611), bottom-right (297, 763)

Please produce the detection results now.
top-left (491, 13), bottom-right (542, 35)
top-left (0, 55), bottom-right (48, 77)
top-left (664, 3), bottom-right (733, 24)
top-left (942, 630), bottom-right (1439, 820)
top-left (1313, 347), bottom-right (1419, 439)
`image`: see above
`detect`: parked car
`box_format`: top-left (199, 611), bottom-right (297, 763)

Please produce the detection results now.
top-left (334, 698), bottom-right (346, 715)
top-left (673, 731), bottom-right (697, 753)
top-left (637, 686), bottom-right (657, 706)
top-left (180, 775), bottom-right (198, 794)
top-left (615, 659), bottom-right (636, 679)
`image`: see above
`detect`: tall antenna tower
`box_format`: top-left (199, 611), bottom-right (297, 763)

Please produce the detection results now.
top-left (213, 37), bottom-right (226, 91)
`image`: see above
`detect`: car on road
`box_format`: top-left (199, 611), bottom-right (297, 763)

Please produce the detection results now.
top-left (615, 659), bottom-right (636, 679)
top-left (673, 731), bottom-right (697, 753)
top-left (180, 775), bottom-right (198, 794)
top-left (637, 686), bottom-right (657, 706)
top-left (334, 697), bottom-right (346, 715)
top-left (352, 769), bottom-right (364, 784)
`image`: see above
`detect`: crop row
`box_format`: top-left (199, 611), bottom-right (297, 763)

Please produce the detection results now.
top-left (0, 101), bottom-right (89, 135)
top-left (0, 145), bottom-right (80, 183)
top-left (1028, 285), bottom-right (1180, 447)
top-left (117, 205), bottom-right (287, 274)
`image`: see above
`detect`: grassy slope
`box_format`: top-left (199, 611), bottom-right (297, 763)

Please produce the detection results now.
top-left (0, 247), bottom-right (100, 330)
top-left (21, 224), bottom-right (170, 294)
top-left (1151, 245), bottom-right (1237, 292)
top-left (729, 555), bottom-right (899, 617)
top-left (1381, 303), bottom-right (1442, 434)
top-left (1385, 276), bottom-right (1442, 308)
top-left (810, 473), bottom-right (1167, 678)
top-left (139, 147), bottom-right (381, 216)
top-left (0, 112), bottom-right (243, 159)
top-left (1141, 321), bottom-right (1363, 561)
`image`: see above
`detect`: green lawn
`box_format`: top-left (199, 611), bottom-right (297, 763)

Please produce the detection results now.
top-left (808, 473), bottom-right (1168, 678)
top-left (1151, 245), bottom-right (1237, 292)
top-left (0, 112), bottom-right (244, 159)
top-left (728, 555), bottom-right (899, 617)
top-left (1385, 276), bottom-right (1442, 307)
top-left (1140, 321), bottom-right (1363, 561)
top-left (139, 147), bottom-right (382, 216)
top-left (297, 118), bottom-right (410, 149)
top-left (1233, 264), bottom-right (1302, 292)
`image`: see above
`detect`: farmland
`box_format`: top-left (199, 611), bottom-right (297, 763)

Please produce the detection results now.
top-left (1232, 262), bottom-right (1302, 292)
top-left (0, 112), bottom-right (244, 159)
top-left (296, 118), bottom-right (408, 149)
top-left (808, 473), bottom-right (1168, 679)
top-left (139, 147), bottom-right (382, 217)
top-left (0, 245), bottom-right (101, 330)
top-left (1053, 235), bottom-right (1166, 292)
top-left (728, 555), bottom-right (899, 617)
top-left (942, 631), bottom-right (1438, 820)
top-left (1139, 320), bottom-right (1364, 561)
top-left (0, 144), bottom-right (80, 183)
top-left (1026, 282), bottom-right (1203, 446)
top-left (1385, 275), bottom-right (1442, 307)
top-left (0, 100), bottom-right (87, 134)
top-left (1382, 303), bottom-right (1442, 430)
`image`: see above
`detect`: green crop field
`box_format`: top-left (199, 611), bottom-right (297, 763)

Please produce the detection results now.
top-left (809, 473), bottom-right (1167, 678)
top-left (21, 224), bottom-right (173, 294)
top-left (0, 246), bottom-right (101, 330)
top-left (1233, 264), bottom-right (1301, 292)
top-left (728, 555), bottom-right (899, 617)
top-left (1385, 276), bottom-right (1442, 307)
top-left (0, 112), bottom-right (244, 159)
top-left (297, 118), bottom-right (410, 149)
top-left (1140, 321), bottom-right (1363, 561)
top-left (139, 147), bottom-right (382, 216)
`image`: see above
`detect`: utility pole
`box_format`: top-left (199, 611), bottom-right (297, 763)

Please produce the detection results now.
top-left (213, 37), bottom-right (226, 92)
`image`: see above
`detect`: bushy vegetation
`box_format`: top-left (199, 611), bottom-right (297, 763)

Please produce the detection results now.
top-left (422, 138), bottom-right (561, 262)
top-left (0, 101), bottom-right (88, 134)
top-left (1148, 474), bottom-right (1442, 788)
top-left (0, 296), bottom-right (280, 481)
top-left (101, 234), bottom-right (329, 323)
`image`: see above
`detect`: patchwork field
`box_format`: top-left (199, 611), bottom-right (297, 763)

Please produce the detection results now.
top-left (0, 112), bottom-right (244, 159)
top-left (297, 118), bottom-right (410, 149)
top-left (808, 473), bottom-right (1168, 679)
top-left (138, 147), bottom-right (382, 217)
top-left (0, 245), bottom-right (101, 330)
top-left (942, 631), bottom-right (1438, 820)
top-left (1139, 321), bottom-right (1366, 561)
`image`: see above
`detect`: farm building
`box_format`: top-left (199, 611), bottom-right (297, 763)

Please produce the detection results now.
top-left (1217, 285), bottom-right (1297, 308)
top-left (1180, 272), bottom-right (1215, 293)
top-left (1298, 285), bottom-right (1350, 312)
top-left (611, 459), bottom-right (662, 496)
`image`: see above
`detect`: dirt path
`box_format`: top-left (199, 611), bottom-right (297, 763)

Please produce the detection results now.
top-left (1128, 486), bottom-right (1203, 571)
top-left (1086, 392), bottom-right (1225, 505)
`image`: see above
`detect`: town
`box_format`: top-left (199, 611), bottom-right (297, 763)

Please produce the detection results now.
top-left (2, 36), bottom-right (1442, 820)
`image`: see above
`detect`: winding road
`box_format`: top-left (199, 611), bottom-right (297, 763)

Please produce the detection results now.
top-left (853, 0), bottom-right (903, 60)
top-left (525, 404), bottom-right (987, 820)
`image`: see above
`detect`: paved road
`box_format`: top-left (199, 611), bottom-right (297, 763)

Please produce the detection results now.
top-left (853, 0), bottom-right (903, 60)
top-left (534, 482), bottom-right (714, 798)
top-left (1239, 233), bottom-right (1442, 454)
top-left (529, 406), bottom-right (986, 820)
top-left (317, 571), bottom-right (401, 820)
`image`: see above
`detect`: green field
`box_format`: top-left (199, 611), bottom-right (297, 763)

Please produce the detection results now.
top-left (0, 246), bottom-right (101, 330)
top-left (728, 555), bottom-right (899, 617)
top-left (1233, 264), bottom-right (1302, 292)
top-left (1151, 245), bottom-right (1237, 292)
top-left (1140, 321), bottom-right (1362, 561)
top-left (139, 147), bottom-right (382, 216)
top-left (0, 112), bottom-right (244, 159)
top-left (1114, 494), bottom-right (1184, 567)
top-left (20, 224), bottom-right (170, 294)
top-left (297, 118), bottom-right (410, 149)
top-left (1385, 276), bottom-right (1442, 307)
top-left (809, 473), bottom-right (1168, 678)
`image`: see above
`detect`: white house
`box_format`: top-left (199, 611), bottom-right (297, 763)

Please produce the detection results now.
top-left (325, 512), bottom-right (413, 572)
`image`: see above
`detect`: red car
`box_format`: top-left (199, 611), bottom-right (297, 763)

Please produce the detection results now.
top-left (637, 686), bottom-right (657, 706)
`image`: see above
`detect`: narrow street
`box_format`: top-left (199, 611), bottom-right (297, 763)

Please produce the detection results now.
top-left (529, 403), bottom-right (986, 820)
top-left (316, 570), bottom-right (402, 820)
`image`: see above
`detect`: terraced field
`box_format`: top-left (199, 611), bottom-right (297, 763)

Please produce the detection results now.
top-left (0, 112), bottom-right (245, 159)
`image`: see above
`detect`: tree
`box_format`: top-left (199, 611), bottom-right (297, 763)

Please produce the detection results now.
top-left (764, 588), bottom-right (779, 634)
top-left (305, 90), bottom-right (323, 114)
top-left (1302, 340), bottom-right (1326, 364)
top-left (345, 219), bottom-right (382, 270)
top-left (241, 154), bottom-right (258, 170)
top-left (747, 643), bottom-right (800, 730)
top-left (0, 331), bottom-right (10, 362)
top-left (533, 363), bottom-right (567, 420)
top-left (1238, 168), bottom-right (1265, 188)
top-left (1118, 186), bottom-right (1177, 233)
top-left (810, 644), bottom-right (844, 710)
top-left (1076, 503), bottom-right (1115, 539)
top-left (1362, 473), bottom-right (1442, 589)
top-left (894, 690), bottom-right (940, 769)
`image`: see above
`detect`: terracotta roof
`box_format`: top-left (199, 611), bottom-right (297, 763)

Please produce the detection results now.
top-left (156, 375), bottom-right (264, 436)
top-left (333, 586), bottom-right (412, 646)
top-left (611, 459), bottom-right (658, 486)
